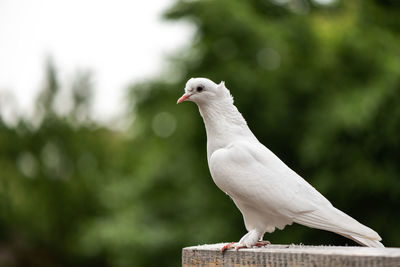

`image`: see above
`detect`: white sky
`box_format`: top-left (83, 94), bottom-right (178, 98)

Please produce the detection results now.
top-left (0, 0), bottom-right (192, 125)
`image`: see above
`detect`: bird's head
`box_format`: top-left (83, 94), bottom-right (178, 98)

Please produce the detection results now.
top-left (177, 78), bottom-right (231, 105)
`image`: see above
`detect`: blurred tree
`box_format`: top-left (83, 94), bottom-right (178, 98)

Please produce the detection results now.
top-left (0, 61), bottom-right (121, 267)
top-left (0, 0), bottom-right (399, 267)
top-left (71, 71), bottom-right (93, 123)
top-left (105, 0), bottom-right (400, 265)
top-left (35, 59), bottom-right (59, 121)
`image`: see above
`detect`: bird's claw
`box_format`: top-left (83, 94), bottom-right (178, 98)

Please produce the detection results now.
top-left (255, 240), bottom-right (271, 247)
top-left (221, 242), bottom-right (237, 252)
top-left (221, 240), bottom-right (270, 252)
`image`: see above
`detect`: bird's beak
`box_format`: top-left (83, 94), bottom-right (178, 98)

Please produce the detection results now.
top-left (177, 93), bottom-right (190, 104)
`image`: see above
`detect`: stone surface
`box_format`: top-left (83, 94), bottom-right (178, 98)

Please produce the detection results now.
top-left (182, 243), bottom-right (400, 267)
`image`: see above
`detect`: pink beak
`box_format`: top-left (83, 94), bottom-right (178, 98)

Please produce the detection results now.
top-left (177, 93), bottom-right (190, 104)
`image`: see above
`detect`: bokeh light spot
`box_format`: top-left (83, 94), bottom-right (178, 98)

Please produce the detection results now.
top-left (213, 38), bottom-right (237, 61)
top-left (257, 47), bottom-right (281, 71)
top-left (312, 0), bottom-right (336, 5)
top-left (152, 112), bottom-right (177, 138)
top-left (16, 151), bottom-right (38, 178)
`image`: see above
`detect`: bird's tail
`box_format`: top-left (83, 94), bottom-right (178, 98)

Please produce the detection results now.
top-left (343, 234), bottom-right (384, 248)
top-left (294, 205), bottom-right (384, 248)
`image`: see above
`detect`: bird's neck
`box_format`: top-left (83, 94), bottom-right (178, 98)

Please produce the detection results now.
top-left (198, 99), bottom-right (256, 159)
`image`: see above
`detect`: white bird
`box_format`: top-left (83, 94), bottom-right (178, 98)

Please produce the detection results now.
top-left (177, 77), bottom-right (384, 250)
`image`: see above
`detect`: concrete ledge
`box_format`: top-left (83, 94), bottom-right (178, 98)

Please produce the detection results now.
top-left (182, 243), bottom-right (400, 267)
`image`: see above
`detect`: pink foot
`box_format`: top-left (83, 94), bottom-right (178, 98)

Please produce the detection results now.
top-left (221, 242), bottom-right (236, 252)
top-left (220, 241), bottom-right (270, 252)
top-left (221, 242), bottom-right (246, 252)
top-left (254, 240), bottom-right (271, 247)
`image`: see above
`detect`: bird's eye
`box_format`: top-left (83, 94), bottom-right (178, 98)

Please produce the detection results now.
top-left (196, 86), bottom-right (203, 92)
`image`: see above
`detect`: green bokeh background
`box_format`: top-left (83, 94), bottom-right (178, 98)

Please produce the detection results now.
top-left (1, 0), bottom-right (399, 266)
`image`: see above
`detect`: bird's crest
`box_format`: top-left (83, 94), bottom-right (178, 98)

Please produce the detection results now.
top-left (217, 81), bottom-right (233, 103)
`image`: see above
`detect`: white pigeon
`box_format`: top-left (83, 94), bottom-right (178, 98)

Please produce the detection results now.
top-left (177, 77), bottom-right (384, 250)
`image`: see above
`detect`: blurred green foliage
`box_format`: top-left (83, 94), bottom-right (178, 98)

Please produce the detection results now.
top-left (1, 0), bottom-right (400, 266)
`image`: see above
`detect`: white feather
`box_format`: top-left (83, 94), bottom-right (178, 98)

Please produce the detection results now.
top-left (179, 77), bottom-right (383, 248)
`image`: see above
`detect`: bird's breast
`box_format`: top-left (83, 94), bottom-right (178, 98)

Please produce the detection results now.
top-left (208, 149), bottom-right (254, 200)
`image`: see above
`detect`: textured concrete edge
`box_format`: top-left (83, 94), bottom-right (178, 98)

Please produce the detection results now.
top-left (183, 243), bottom-right (400, 257)
top-left (182, 244), bottom-right (400, 267)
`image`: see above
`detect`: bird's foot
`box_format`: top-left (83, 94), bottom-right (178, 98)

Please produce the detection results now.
top-left (220, 240), bottom-right (270, 252)
top-left (220, 242), bottom-right (244, 252)
top-left (254, 240), bottom-right (271, 247)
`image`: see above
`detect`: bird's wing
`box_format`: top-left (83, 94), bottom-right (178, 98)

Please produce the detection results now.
top-left (209, 139), bottom-right (325, 216)
top-left (209, 140), bottom-right (381, 242)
